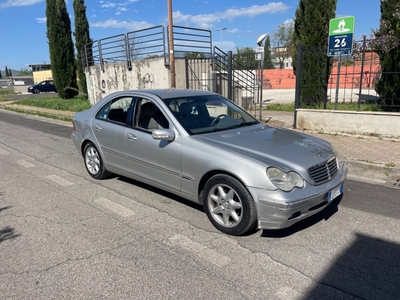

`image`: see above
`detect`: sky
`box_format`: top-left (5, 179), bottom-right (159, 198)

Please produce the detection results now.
top-left (0, 0), bottom-right (381, 71)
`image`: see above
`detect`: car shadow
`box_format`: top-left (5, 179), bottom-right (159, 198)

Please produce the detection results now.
top-left (115, 175), bottom-right (205, 212)
top-left (115, 175), bottom-right (343, 237)
top-left (261, 195), bottom-right (342, 238)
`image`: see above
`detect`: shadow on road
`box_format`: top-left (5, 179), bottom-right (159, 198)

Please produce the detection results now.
top-left (304, 233), bottom-right (400, 300)
top-left (0, 205), bottom-right (20, 243)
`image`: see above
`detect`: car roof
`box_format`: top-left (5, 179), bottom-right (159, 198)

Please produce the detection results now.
top-left (123, 89), bottom-right (219, 100)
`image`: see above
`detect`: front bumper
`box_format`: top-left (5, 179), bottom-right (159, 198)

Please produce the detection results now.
top-left (249, 164), bottom-right (348, 230)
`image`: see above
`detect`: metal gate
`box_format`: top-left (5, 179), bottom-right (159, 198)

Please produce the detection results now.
top-left (185, 47), bottom-right (257, 113)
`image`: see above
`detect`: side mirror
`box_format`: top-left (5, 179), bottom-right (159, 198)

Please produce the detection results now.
top-left (152, 129), bottom-right (175, 142)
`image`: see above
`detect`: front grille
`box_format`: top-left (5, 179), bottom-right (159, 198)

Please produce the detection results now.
top-left (308, 157), bottom-right (338, 185)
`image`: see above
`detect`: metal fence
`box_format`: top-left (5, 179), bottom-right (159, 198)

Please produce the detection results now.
top-left (185, 47), bottom-right (257, 113)
top-left (83, 25), bottom-right (213, 72)
top-left (294, 37), bottom-right (400, 112)
top-left (169, 26), bottom-right (212, 58)
top-left (84, 25), bottom-right (166, 72)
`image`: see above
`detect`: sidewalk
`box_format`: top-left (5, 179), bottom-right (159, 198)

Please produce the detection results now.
top-left (266, 111), bottom-right (400, 188)
top-left (1, 102), bottom-right (400, 188)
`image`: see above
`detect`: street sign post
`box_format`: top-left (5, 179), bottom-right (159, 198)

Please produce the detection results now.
top-left (327, 16), bottom-right (355, 56)
top-left (327, 16), bottom-right (355, 110)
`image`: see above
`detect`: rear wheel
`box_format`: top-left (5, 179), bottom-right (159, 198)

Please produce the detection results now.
top-left (203, 174), bottom-right (257, 236)
top-left (83, 142), bottom-right (110, 179)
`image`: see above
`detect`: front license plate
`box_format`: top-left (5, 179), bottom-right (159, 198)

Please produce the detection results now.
top-left (327, 184), bottom-right (343, 203)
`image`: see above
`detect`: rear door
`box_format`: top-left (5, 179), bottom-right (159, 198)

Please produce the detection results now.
top-left (91, 95), bottom-right (135, 173)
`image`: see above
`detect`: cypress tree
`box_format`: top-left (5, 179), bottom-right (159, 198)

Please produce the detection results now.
top-left (263, 35), bottom-right (275, 69)
top-left (73, 0), bottom-right (92, 95)
top-left (374, 0), bottom-right (400, 110)
top-left (0, 69), bottom-right (2, 79)
top-left (46, 0), bottom-right (78, 99)
top-left (292, 0), bottom-right (337, 107)
top-left (5, 66), bottom-right (9, 77)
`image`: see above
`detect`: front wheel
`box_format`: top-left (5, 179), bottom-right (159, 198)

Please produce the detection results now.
top-left (203, 174), bottom-right (257, 236)
top-left (34, 89), bottom-right (40, 94)
top-left (83, 142), bottom-right (110, 179)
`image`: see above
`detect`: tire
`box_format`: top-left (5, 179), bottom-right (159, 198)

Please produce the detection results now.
top-left (34, 89), bottom-right (40, 94)
top-left (203, 174), bottom-right (257, 236)
top-left (83, 142), bottom-right (110, 179)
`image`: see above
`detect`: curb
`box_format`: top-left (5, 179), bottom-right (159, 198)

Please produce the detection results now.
top-left (347, 159), bottom-right (400, 187)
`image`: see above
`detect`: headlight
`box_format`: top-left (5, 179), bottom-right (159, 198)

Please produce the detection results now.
top-left (266, 167), bottom-right (304, 192)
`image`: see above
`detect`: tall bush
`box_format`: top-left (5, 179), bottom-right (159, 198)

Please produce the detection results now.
top-left (46, 0), bottom-right (78, 99)
top-left (292, 0), bottom-right (337, 107)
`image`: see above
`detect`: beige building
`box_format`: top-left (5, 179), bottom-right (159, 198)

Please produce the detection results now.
top-left (29, 63), bottom-right (53, 83)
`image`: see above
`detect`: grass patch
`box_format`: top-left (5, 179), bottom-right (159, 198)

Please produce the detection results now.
top-left (14, 94), bottom-right (91, 112)
top-left (385, 162), bottom-right (396, 168)
top-left (266, 102), bottom-right (382, 112)
top-left (3, 106), bottom-right (73, 122)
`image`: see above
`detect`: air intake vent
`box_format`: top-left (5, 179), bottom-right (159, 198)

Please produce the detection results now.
top-left (308, 157), bottom-right (338, 185)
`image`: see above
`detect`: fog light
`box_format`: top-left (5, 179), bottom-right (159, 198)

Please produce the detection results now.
top-left (287, 211), bottom-right (301, 220)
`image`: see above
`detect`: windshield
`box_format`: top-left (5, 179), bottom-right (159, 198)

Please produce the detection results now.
top-left (164, 94), bottom-right (259, 135)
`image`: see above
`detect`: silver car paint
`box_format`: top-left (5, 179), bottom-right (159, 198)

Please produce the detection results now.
top-left (72, 89), bottom-right (348, 230)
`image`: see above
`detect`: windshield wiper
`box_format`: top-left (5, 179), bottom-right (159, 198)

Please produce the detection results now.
top-left (210, 121), bottom-right (259, 132)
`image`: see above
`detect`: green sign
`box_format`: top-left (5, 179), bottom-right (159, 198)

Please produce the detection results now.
top-left (329, 16), bottom-right (355, 36)
top-left (328, 16), bottom-right (355, 56)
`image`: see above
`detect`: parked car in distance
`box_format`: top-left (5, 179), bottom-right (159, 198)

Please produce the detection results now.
top-left (27, 80), bottom-right (57, 94)
top-left (71, 89), bottom-right (348, 236)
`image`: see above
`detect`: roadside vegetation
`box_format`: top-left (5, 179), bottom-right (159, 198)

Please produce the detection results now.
top-left (266, 102), bottom-right (382, 112)
top-left (15, 94), bottom-right (91, 112)
top-left (1, 92), bottom-right (381, 114)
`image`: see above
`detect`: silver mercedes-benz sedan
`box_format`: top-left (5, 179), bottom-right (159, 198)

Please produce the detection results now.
top-left (71, 89), bottom-right (348, 236)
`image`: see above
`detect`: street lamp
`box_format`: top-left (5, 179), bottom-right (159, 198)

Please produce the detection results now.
top-left (216, 27), bottom-right (227, 49)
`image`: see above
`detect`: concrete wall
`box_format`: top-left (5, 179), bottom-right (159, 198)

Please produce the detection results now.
top-left (296, 109), bottom-right (400, 138)
top-left (86, 57), bottom-right (188, 104)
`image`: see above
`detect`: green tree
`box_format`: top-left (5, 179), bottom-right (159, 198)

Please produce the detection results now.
top-left (263, 35), bottom-right (275, 69)
top-left (185, 52), bottom-right (206, 59)
top-left (0, 69), bottom-right (2, 79)
top-left (19, 68), bottom-right (33, 76)
top-left (374, 0), bottom-right (400, 110)
top-left (292, 0), bottom-right (337, 107)
top-left (46, 0), bottom-right (78, 99)
top-left (9, 69), bottom-right (12, 77)
top-left (272, 22), bottom-right (294, 69)
top-left (73, 0), bottom-right (91, 94)
top-left (5, 66), bottom-right (9, 77)
top-left (234, 47), bottom-right (258, 70)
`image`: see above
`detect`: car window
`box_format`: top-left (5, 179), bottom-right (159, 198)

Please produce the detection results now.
top-left (165, 95), bottom-right (258, 134)
top-left (136, 98), bottom-right (169, 131)
top-left (96, 96), bottom-right (135, 125)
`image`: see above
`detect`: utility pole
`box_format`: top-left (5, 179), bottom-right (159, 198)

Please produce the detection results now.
top-left (167, 0), bottom-right (176, 88)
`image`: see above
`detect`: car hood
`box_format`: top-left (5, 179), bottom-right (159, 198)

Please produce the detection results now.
top-left (195, 124), bottom-right (334, 172)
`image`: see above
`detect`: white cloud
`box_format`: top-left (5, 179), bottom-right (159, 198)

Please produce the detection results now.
top-left (101, 1), bottom-right (117, 9)
top-left (173, 3), bottom-right (289, 29)
top-left (228, 28), bottom-right (240, 34)
top-left (36, 17), bottom-right (46, 23)
top-left (90, 19), bottom-right (153, 31)
top-left (0, 0), bottom-right (43, 9)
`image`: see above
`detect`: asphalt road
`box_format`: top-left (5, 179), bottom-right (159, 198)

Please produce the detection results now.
top-left (1, 109), bottom-right (399, 300)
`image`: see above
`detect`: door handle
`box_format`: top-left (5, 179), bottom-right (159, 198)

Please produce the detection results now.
top-left (95, 124), bottom-right (102, 130)
top-left (127, 133), bottom-right (137, 140)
